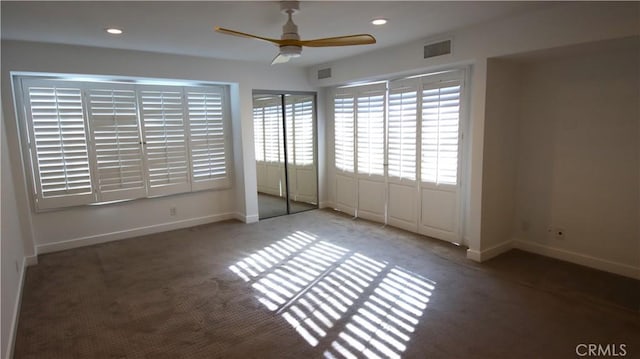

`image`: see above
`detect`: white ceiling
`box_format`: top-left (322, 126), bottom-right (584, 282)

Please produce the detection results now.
top-left (1, 1), bottom-right (552, 67)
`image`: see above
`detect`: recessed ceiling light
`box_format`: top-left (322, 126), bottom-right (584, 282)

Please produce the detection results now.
top-left (371, 18), bottom-right (387, 26)
top-left (105, 28), bottom-right (123, 35)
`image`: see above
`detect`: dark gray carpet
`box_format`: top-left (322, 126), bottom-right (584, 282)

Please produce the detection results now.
top-left (14, 209), bottom-right (640, 358)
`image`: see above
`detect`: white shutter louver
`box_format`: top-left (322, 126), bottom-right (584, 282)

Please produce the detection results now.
top-left (24, 80), bottom-right (94, 209)
top-left (356, 88), bottom-right (386, 176)
top-left (388, 80), bottom-right (418, 181)
top-left (187, 88), bottom-right (230, 190)
top-left (139, 86), bottom-right (190, 196)
top-left (421, 81), bottom-right (461, 185)
top-left (87, 85), bottom-right (146, 201)
top-left (334, 94), bottom-right (355, 173)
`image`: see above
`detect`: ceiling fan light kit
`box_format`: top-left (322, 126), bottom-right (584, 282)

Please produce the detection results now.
top-left (215, 0), bottom-right (376, 65)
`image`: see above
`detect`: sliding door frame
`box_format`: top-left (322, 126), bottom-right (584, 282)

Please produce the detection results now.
top-left (253, 89), bottom-right (319, 217)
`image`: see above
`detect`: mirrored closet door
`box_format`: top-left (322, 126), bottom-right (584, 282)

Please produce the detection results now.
top-left (253, 91), bottom-right (317, 219)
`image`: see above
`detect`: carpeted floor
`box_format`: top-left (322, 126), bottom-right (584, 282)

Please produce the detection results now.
top-left (14, 209), bottom-right (640, 358)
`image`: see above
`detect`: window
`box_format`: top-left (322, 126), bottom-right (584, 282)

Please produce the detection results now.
top-left (18, 76), bottom-right (232, 210)
top-left (334, 84), bottom-right (386, 175)
top-left (388, 79), bottom-right (418, 181)
top-left (139, 86), bottom-right (190, 196)
top-left (25, 81), bottom-right (94, 209)
top-left (421, 80), bottom-right (461, 185)
top-left (356, 88), bottom-right (385, 176)
top-left (332, 71), bottom-right (463, 185)
top-left (333, 95), bottom-right (355, 172)
top-left (87, 84), bottom-right (146, 202)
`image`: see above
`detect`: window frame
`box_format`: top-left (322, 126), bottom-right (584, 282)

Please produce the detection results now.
top-left (12, 73), bottom-right (234, 212)
top-left (331, 68), bottom-right (467, 186)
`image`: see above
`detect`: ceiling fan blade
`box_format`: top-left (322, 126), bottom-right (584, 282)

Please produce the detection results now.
top-left (215, 27), bottom-right (283, 45)
top-left (300, 34), bottom-right (376, 47)
top-left (271, 53), bottom-right (291, 65)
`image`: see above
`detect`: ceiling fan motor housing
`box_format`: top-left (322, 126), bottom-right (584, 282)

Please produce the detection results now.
top-left (280, 45), bottom-right (302, 58)
top-left (280, 1), bottom-right (301, 57)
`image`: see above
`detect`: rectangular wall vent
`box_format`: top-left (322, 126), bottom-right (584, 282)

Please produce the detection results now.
top-left (424, 40), bottom-right (451, 59)
top-left (317, 68), bottom-right (332, 80)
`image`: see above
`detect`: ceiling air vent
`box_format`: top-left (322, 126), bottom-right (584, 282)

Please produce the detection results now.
top-left (317, 68), bottom-right (332, 80)
top-left (424, 40), bottom-right (451, 59)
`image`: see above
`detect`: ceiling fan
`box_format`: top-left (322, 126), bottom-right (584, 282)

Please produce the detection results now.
top-left (215, 1), bottom-right (376, 65)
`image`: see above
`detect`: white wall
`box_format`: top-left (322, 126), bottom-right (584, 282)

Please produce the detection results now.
top-left (480, 59), bottom-right (522, 257)
top-left (308, 2), bottom-right (639, 257)
top-left (512, 44), bottom-right (639, 277)
top-left (1, 105), bottom-right (33, 359)
top-left (1, 40), bottom-right (314, 252)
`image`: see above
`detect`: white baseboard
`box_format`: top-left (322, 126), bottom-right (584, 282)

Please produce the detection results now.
top-left (36, 213), bottom-right (236, 255)
top-left (513, 239), bottom-right (640, 280)
top-left (235, 212), bottom-right (259, 224)
top-left (319, 201), bottom-right (334, 209)
top-left (24, 255), bottom-right (38, 266)
top-left (466, 240), bottom-right (514, 262)
top-left (466, 248), bottom-right (481, 262)
top-left (5, 256), bottom-right (29, 359)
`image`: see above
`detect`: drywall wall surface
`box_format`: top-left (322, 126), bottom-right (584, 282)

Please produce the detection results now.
top-left (514, 46), bottom-right (639, 270)
top-left (1, 40), bottom-right (314, 247)
top-left (316, 88), bottom-right (328, 207)
top-left (308, 2), bottom-right (639, 87)
top-left (315, 1), bottom-right (638, 257)
top-left (1, 105), bottom-right (27, 359)
top-left (481, 59), bottom-right (522, 251)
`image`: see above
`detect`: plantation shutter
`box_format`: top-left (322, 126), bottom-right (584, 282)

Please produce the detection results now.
top-left (87, 84), bottom-right (146, 201)
top-left (333, 93), bottom-right (355, 173)
top-left (22, 79), bottom-right (95, 209)
top-left (356, 84), bottom-right (386, 176)
top-left (186, 87), bottom-right (230, 190)
top-left (420, 79), bottom-right (461, 185)
top-left (138, 86), bottom-right (190, 196)
top-left (263, 103), bottom-right (282, 163)
top-left (388, 79), bottom-right (418, 181)
top-left (286, 98), bottom-right (313, 166)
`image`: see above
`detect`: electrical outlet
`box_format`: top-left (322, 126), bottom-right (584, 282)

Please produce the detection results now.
top-left (555, 228), bottom-right (566, 240)
top-left (169, 207), bottom-right (177, 216)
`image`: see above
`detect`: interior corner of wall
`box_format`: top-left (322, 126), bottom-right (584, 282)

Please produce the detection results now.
top-left (466, 248), bottom-right (481, 262)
